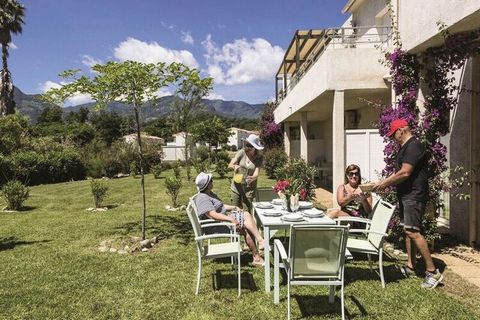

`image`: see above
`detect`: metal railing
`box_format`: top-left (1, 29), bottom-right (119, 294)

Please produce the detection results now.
top-left (276, 26), bottom-right (392, 104)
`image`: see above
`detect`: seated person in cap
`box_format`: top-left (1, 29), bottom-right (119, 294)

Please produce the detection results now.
top-left (195, 172), bottom-right (265, 266)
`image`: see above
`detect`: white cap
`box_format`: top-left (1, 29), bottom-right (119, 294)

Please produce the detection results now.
top-left (244, 133), bottom-right (264, 150)
top-left (195, 172), bottom-right (212, 192)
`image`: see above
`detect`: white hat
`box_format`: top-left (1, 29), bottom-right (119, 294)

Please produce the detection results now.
top-left (244, 133), bottom-right (264, 150)
top-left (195, 172), bottom-right (212, 192)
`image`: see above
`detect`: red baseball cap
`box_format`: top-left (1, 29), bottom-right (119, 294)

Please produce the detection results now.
top-left (387, 119), bottom-right (408, 137)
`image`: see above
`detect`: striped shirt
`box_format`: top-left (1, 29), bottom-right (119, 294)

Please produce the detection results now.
top-left (195, 192), bottom-right (227, 219)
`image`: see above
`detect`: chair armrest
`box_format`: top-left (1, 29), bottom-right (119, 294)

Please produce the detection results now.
top-left (348, 229), bottom-right (388, 237)
top-left (335, 216), bottom-right (372, 225)
top-left (199, 219), bottom-right (216, 224)
top-left (201, 222), bottom-right (235, 229)
top-left (274, 239), bottom-right (289, 265)
top-left (195, 233), bottom-right (240, 241)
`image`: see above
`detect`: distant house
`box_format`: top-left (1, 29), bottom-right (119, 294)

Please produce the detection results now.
top-left (123, 133), bottom-right (164, 145)
top-left (163, 132), bottom-right (195, 161)
top-left (227, 127), bottom-right (257, 150)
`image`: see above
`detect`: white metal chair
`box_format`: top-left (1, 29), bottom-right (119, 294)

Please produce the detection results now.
top-left (273, 225), bottom-right (350, 320)
top-left (336, 199), bottom-right (395, 288)
top-left (186, 196), bottom-right (243, 296)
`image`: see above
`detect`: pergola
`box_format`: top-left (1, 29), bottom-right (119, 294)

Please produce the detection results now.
top-left (275, 29), bottom-right (336, 102)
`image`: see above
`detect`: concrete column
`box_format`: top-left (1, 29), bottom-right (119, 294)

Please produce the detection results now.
top-left (300, 112), bottom-right (308, 161)
top-left (332, 90), bottom-right (345, 206)
top-left (283, 121), bottom-right (291, 157)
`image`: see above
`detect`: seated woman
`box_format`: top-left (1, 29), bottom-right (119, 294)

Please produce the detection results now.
top-left (194, 172), bottom-right (265, 266)
top-left (327, 164), bottom-right (372, 219)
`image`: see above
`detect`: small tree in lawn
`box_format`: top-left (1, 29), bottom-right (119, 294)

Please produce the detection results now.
top-left (192, 116), bottom-right (231, 151)
top-left (170, 67), bottom-right (213, 181)
top-left (43, 60), bottom-right (181, 240)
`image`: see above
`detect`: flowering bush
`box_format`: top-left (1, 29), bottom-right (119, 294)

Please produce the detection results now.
top-left (273, 158), bottom-right (317, 201)
top-left (373, 25), bottom-right (480, 244)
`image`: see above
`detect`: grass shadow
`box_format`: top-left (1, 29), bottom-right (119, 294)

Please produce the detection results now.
top-left (345, 256), bottom-right (404, 286)
top-left (294, 294), bottom-right (345, 319)
top-left (213, 269), bottom-right (257, 292)
top-left (105, 204), bottom-right (118, 210)
top-left (113, 214), bottom-right (192, 243)
top-left (17, 205), bottom-right (38, 212)
top-left (0, 236), bottom-right (51, 251)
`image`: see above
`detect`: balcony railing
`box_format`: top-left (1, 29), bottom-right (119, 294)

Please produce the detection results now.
top-left (276, 26), bottom-right (392, 104)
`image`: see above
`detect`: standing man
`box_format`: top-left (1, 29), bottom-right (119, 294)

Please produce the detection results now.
top-left (373, 118), bottom-right (443, 289)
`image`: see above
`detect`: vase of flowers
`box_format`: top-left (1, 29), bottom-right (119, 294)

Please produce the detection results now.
top-left (273, 179), bottom-right (304, 212)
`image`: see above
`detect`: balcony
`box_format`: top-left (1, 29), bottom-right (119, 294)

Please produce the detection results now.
top-left (275, 26), bottom-right (392, 104)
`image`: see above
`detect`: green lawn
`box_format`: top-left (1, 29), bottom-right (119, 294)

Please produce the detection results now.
top-left (1, 171), bottom-right (479, 320)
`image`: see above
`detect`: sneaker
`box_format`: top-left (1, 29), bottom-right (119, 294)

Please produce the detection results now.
top-left (421, 269), bottom-right (444, 289)
top-left (399, 265), bottom-right (416, 278)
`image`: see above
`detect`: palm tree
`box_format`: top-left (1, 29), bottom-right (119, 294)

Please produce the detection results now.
top-left (0, 0), bottom-right (25, 116)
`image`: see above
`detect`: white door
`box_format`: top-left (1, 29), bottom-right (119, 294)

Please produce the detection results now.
top-left (345, 129), bottom-right (386, 183)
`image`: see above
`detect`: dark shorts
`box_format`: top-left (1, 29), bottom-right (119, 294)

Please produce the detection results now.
top-left (399, 198), bottom-right (426, 231)
top-left (231, 191), bottom-right (253, 213)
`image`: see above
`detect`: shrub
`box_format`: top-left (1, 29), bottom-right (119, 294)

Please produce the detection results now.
top-left (275, 157), bottom-right (318, 200)
top-left (171, 161), bottom-right (181, 179)
top-left (7, 150), bottom-right (86, 185)
top-left (264, 147), bottom-right (288, 178)
top-left (0, 114), bottom-right (30, 155)
top-left (90, 179), bottom-right (109, 208)
top-left (130, 161), bottom-right (138, 177)
top-left (151, 163), bottom-right (165, 179)
top-left (216, 159), bottom-right (229, 178)
top-left (192, 158), bottom-right (211, 174)
top-left (213, 150), bottom-right (230, 164)
top-left (1, 180), bottom-right (29, 210)
top-left (165, 176), bottom-right (182, 207)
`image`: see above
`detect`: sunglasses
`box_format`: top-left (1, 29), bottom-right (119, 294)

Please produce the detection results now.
top-left (348, 171), bottom-right (360, 177)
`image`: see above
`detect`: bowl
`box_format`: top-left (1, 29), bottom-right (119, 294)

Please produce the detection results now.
top-left (359, 183), bottom-right (375, 193)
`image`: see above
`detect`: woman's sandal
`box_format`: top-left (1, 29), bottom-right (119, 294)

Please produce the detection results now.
top-left (252, 259), bottom-right (265, 267)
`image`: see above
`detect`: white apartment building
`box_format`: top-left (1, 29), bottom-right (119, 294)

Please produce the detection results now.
top-left (227, 127), bottom-right (256, 150)
top-left (273, 0), bottom-right (480, 245)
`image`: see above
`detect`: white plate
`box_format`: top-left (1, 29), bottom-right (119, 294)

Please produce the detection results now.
top-left (282, 213), bottom-right (304, 221)
top-left (255, 202), bottom-right (274, 209)
top-left (299, 201), bottom-right (314, 209)
top-left (271, 198), bottom-right (283, 205)
top-left (261, 209), bottom-right (282, 217)
top-left (302, 209), bottom-right (325, 218)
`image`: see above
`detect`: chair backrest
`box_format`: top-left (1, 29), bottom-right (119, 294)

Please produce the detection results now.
top-left (255, 187), bottom-right (277, 202)
top-left (186, 194), bottom-right (205, 255)
top-left (367, 200), bottom-right (395, 248)
top-left (288, 225), bottom-right (349, 280)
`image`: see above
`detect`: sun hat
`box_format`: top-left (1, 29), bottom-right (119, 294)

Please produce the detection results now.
top-left (195, 172), bottom-right (212, 192)
top-left (387, 118), bottom-right (409, 137)
top-left (244, 133), bottom-right (264, 150)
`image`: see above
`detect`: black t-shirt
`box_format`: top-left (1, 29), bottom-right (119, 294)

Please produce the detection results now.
top-left (395, 137), bottom-right (429, 201)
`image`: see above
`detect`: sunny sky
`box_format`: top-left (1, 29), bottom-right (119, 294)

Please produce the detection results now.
top-left (9, 0), bottom-right (348, 105)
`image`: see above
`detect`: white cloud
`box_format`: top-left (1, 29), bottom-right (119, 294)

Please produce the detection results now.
top-left (38, 80), bottom-right (93, 106)
top-left (113, 37), bottom-right (198, 68)
top-left (181, 31), bottom-right (194, 45)
top-left (202, 35), bottom-right (284, 85)
top-left (206, 92), bottom-right (224, 100)
top-left (81, 55), bottom-right (102, 68)
top-left (157, 88), bottom-right (172, 97)
top-left (9, 42), bottom-right (18, 50)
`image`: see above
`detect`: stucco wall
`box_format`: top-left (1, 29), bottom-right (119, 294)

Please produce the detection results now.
top-left (448, 60), bottom-right (473, 243)
top-left (398, 0), bottom-right (480, 52)
top-left (274, 47), bottom-right (389, 123)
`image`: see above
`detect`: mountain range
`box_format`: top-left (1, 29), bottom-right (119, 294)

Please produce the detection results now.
top-left (13, 87), bottom-right (266, 122)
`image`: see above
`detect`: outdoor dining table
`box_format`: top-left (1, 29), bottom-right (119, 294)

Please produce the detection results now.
top-left (253, 202), bottom-right (336, 293)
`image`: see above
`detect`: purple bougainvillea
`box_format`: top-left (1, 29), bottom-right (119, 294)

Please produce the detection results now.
top-left (374, 27), bottom-right (480, 241)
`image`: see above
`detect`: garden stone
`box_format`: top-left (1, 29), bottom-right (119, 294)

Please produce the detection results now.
top-left (141, 248), bottom-right (149, 252)
top-left (151, 236), bottom-right (158, 244)
top-left (98, 246), bottom-right (109, 253)
top-left (140, 239), bottom-right (152, 248)
top-left (118, 249), bottom-right (128, 254)
top-left (109, 248), bottom-right (118, 253)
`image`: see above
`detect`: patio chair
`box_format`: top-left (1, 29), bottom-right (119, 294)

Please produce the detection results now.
top-left (335, 199), bottom-right (395, 288)
top-left (255, 187), bottom-right (277, 202)
top-left (186, 196), bottom-right (243, 296)
top-left (273, 225), bottom-right (350, 320)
